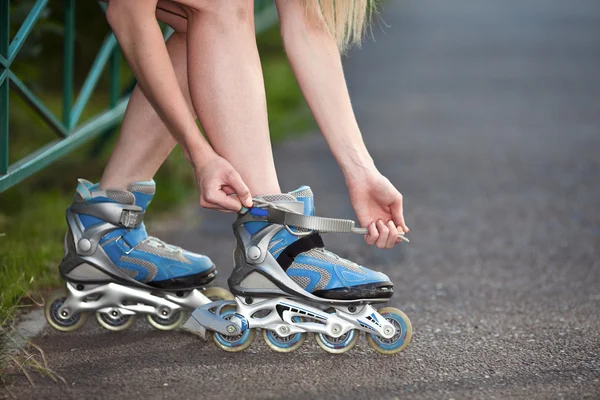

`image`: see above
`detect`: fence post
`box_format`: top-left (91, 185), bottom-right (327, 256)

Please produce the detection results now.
top-left (0, 0), bottom-right (9, 175)
top-left (63, 0), bottom-right (75, 131)
top-left (109, 48), bottom-right (120, 109)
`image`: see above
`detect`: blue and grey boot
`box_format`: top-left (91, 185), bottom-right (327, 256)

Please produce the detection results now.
top-left (229, 186), bottom-right (393, 301)
top-left (59, 179), bottom-right (216, 290)
top-left (208, 186), bottom-right (412, 355)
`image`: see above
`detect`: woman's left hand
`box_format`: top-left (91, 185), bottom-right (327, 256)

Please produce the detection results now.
top-left (347, 170), bottom-right (409, 248)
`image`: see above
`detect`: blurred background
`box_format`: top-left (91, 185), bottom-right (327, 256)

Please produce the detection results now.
top-left (1, 0), bottom-right (600, 398)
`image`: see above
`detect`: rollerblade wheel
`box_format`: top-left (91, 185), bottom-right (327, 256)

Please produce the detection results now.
top-left (315, 329), bottom-right (360, 354)
top-left (212, 308), bottom-right (255, 352)
top-left (262, 327), bottom-right (306, 353)
top-left (367, 307), bottom-right (412, 355)
top-left (96, 310), bottom-right (137, 331)
top-left (45, 288), bottom-right (88, 332)
top-left (203, 287), bottom-right (234, 301)
top-left (147, 310), bottom-right (189, 331)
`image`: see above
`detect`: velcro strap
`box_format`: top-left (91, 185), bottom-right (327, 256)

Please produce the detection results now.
top-left (70, 202), bottom-right (144, 229)
top-left (268, 208), bottom-right (357, 233)
top-left (122, 224), bottom-right (148, 248)
top-left (267, 207), bottom-right (409, 242)
top-left (276, 232), bottom-right (324, 271)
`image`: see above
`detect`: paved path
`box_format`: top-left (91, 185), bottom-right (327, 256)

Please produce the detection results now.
top-left (5, 0), bottom-right (600, 398)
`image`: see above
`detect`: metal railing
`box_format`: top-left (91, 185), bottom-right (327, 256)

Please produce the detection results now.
top-left (0, 0), bottom-right (278, 192)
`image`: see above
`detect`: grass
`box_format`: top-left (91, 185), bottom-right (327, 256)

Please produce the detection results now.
top-left (1, 290), bottom-right (67, 393)
top-left (0, 24), bottom-right (315, 380)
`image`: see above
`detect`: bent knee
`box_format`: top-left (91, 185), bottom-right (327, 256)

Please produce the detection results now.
top-left (177, 0), bottom-right (253, 23)
top-left (106, 0), bottom-right (157, 30)
top-left (157, 2), bottom-right (189, 33)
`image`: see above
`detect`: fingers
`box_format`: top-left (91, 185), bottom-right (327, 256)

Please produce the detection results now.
top-left (200, 184), bottom-right (242, 212)
top-left (391, 198), bottom-right (409, 233)
top-left (364, 221), bottom-right (379, 245)
top-left (221, 186), bottom-right (236, 195)
top-left (198, 166), bottom-right (254, 212)
top-left (365, 220), bottom-right (404, 248)
top-left (375, 220), bottom-right (390, 249)
top-left (216, 195), bottom-right (245, 212)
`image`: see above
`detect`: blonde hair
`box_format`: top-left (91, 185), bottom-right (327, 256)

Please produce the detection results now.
top-left (306, 0), bottom-right (375, 52)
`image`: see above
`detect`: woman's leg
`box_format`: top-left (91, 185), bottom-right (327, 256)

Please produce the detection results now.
top-left (102, 0), bottom-right (280, 197)
top-left (104, 0), bottom-right (228, 204)
top-left (179, 0), bottom-right (280, 196)
top-left (100, 32), bottom-right (187, 189)
top-left (100, 2), bottom-right (194, 189)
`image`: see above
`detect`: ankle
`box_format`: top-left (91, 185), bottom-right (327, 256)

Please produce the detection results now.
top-left (98, 175), bottom-right (153, 191)
top-left (248, 182), bottom-right (281, 198)
top-left (98, 176), bottom-right (129, 191)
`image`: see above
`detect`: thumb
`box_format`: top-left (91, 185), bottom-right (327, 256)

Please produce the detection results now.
top-left (391, 200), bottom-right (409, 233)
top-left (226, 170), bottom-right (253, 208)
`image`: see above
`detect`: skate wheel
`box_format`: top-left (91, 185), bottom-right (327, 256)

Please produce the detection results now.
top-left (262, 325), bottom-right (306, 353)
top-left (147, 310), bottom-right (189, 331)
top-left (367, 307), bottom-right (412, 355)
top-left (212, 308), bottom-right (255, 352)
top-left (44, 288), bottom-right (88, 332)
top-left (95, 309), bottom-right (137, 331)
top-left (315, 329), bottom-right (360, 354)
top-left (203, 287), bottom-right (234, 301)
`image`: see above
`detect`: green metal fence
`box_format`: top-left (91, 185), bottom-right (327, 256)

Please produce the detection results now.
top-left (0, 0), bottom-right (278, 193)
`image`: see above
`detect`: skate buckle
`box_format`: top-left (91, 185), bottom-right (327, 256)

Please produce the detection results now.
top-left (120, 210), bottom-right (143, 228)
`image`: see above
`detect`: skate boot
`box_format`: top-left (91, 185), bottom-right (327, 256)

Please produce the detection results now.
top-left (195, 186), bottom-right (412, 354)
top-left (45, 179), bottom-right (232, 333)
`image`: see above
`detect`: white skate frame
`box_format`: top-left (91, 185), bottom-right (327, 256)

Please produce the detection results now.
top-left (235, 296), bottom-right (396, 339)
top-left (57, 282), bottom-right (213, 321)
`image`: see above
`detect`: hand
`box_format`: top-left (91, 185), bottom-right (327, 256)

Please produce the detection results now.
top-left (347, 170), bottom-right (409, 248)
top-left (193, 152), bottom-right (253, 212)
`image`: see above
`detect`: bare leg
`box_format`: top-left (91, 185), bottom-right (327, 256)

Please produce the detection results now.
top-left (105, 0), bottom-right (212, 168)
top-left (102, 0), bottom-right (279, 199)
top-left (181, 0), bottom-right (280, 196)
top-left (100, 31), bottom-right (188, 189)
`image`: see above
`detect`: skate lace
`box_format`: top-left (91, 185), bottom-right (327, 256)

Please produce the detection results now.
top-left (144, 236), bottom-right (182, 253)
top-left (114, 234), bottom-right (182, 255)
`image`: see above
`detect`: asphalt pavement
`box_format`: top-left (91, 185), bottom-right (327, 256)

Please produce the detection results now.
top-left (4, 0), bottom-right (600, 398)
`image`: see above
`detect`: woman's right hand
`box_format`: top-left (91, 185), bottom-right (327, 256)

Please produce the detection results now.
top-left (193, 153), bottom-right (253, 212)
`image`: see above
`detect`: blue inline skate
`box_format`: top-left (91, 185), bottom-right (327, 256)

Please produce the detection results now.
top-left (45, 179), bottom-right (232, 332)
top-left (192, 186), bottom-right (412, 355)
